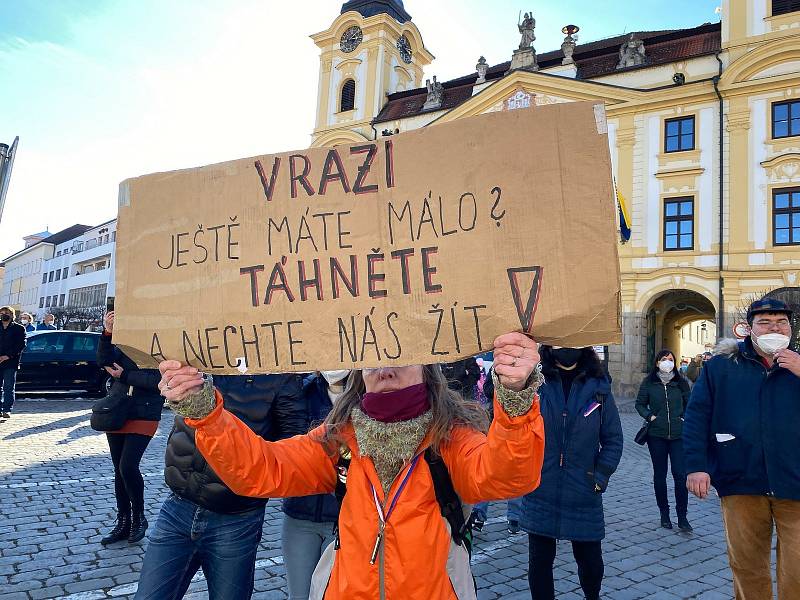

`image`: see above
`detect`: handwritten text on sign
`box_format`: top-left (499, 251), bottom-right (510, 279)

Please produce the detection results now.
top-left (113, 101), bottom-right (621, 374)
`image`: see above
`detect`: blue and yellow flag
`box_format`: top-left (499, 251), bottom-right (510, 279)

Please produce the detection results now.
top-left (615, 179), bottom-right (631, 244)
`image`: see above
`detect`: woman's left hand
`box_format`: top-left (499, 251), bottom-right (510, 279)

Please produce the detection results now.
top-left (158, 360), bottom-right (205, 402)
top-left (493, 332), bottom-right (540, 392)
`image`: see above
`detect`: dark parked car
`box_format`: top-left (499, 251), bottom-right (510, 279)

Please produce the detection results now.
top-left (17, 330), bottom-right (111, 395)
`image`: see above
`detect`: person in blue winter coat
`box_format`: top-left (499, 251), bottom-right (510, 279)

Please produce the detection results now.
top-left (519, 346), bottom-right (623, 600)
top-left (683, 298), bottom-right (800, 600)
top-left (281, 370), bottom-right (351, 600)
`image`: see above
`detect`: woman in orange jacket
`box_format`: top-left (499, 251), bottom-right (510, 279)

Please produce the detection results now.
top-left (158, 332), bottom-right (545, 600)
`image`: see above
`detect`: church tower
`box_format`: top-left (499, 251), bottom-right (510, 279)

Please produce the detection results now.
top-left (310, 0), bottom-right (434, 147)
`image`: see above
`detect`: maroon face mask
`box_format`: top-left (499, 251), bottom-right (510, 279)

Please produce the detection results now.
top-left (361, 383), bottom-right (431, 423)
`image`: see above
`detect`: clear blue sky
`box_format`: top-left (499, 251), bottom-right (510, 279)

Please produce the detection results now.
top-left (0, 0), bottom-right (719, 259)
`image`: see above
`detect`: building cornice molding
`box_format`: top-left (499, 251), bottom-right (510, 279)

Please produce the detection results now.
top-left (721, 36), bottom-right (800, 86)
top-left (761, 152), bottom-right (800, 170)
top-left (655, 166), bottom-right (705, 179)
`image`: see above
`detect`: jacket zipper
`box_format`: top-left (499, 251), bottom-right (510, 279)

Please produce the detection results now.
top-left (559, 409), bottom-right (568, 467)
top-left (664, 385), bottom-right (671, 439)
top-left (556, 392), bottom-right (569, 539)
top-left (377, 456), bottom-right (418, 600)
top-left (740, 352), bottom-right (775, 496)
top-left (379, 531), bottom-right (386, 600)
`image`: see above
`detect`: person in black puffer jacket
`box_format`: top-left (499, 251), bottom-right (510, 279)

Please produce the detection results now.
top-left (134, 369), bottom-right (305, 600)
top-left (97, 311), bottom-right (163, 546)
top-left (635, 349), bottom-right (692, 532)
top-left (281, 370), bottom-right (350, 600)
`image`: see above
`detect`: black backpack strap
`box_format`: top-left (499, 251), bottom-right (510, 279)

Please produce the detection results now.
top-left (424, 448), bottom-right (470, 553)
top-left (332, 446), bottom-right (351, 549)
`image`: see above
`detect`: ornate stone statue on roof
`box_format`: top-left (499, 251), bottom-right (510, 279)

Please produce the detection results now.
top-left (561, 25), bottom-right (579, 65)
top-left (617, 35), bottom-right (646, 69)
top-left (507, 12), bottom-right (538, 74)
top-left (422, 75), bottom-right (444, 110)
top-left (476, 56), bottom-right (488, 84)
top-left (518, 12), bottom-right (536, 50)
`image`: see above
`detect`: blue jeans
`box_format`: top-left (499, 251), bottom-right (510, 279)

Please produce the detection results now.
top-left (0, 367), bottom-right (16, 412)
top-left (282, 515), bottom-right (336, 600)
top-left (134, 494), bottom-right (265, 600)
top-left (474, 497), bottom-right (523, 521)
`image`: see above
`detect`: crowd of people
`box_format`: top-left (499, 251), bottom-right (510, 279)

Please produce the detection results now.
top-left (3, 296), bottom-right (798, 599)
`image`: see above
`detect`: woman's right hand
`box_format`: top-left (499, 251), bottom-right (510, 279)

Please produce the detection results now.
top-left (649, 415), bottom-right (657, 422)
top-left (158, 360), bottom-right (205, 402)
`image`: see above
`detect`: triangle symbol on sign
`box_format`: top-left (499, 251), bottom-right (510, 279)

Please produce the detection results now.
top-left (506, 266), bottom-right (543, 333)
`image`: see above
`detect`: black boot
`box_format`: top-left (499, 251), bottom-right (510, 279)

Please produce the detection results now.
top-left (101, 512), bottom-right (131, 545)
top-left (660, 510), bottom-right (673, 529)
top-left (128, 510), bottom-right (148, 543)
top-left (678, 515), bottom-right (693, 532)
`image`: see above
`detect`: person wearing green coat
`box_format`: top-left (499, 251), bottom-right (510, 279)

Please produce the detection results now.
top-left (636, 349), bottom-right (692, 532)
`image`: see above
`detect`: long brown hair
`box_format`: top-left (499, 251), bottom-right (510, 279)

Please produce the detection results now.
top-left (316, 365), bottom-right (489, 454)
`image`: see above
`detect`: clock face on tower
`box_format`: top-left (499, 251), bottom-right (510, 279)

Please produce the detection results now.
top-left (340, 26), bottom-right (363, 53)
top-left (396, 35), bottom-right (413, 64)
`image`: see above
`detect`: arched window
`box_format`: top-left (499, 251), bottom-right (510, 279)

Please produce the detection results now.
top-left (340, 79), bottom-right (356, 112)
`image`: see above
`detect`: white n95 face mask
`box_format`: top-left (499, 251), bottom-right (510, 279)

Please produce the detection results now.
top-left (753, 333), bottom-right (791, 355)
top-left (658, 360), bottom-right (674, 373)
top-left (321, 370), bottom-right (350, 385)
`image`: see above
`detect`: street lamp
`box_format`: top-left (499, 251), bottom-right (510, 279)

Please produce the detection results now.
top-left (0, 136), bottom-right (19, 225)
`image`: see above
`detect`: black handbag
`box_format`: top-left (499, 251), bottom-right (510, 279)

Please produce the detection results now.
top-left (634, 420), bottom-right (650, 445)
top-left (90, 388), bottom-right (131, 432)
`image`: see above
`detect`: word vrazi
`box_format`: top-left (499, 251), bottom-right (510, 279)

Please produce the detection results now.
top-left (254, 141), bottom-right (395, 200)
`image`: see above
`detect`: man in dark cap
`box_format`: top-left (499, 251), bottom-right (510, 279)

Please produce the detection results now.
top-left (683, 298), bottom-right (800, 599)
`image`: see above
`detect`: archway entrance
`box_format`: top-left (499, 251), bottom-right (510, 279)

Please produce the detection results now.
top-left (644, 290), bottom-right (716, 372)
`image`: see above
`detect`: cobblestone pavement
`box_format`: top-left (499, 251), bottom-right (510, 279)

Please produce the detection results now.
top-left (0, 398), bottom-right (742, 599)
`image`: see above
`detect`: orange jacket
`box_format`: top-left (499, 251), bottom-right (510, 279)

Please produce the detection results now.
top-left (187, 392), bottom-right (545, 600)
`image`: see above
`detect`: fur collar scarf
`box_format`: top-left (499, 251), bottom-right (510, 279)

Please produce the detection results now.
top-left (713, 338), bottom-right (743, 360)
top-left (350, 406), bottom-right (433, 495)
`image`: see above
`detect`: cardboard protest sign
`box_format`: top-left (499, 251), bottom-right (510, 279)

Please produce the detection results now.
top-left (114, 101), bottom-right (621, 374)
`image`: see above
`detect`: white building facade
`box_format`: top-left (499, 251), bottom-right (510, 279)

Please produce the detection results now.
top-left (38, 219), bottom-right (116, 316)
top-left (0, 226), bottom-right (90, 316)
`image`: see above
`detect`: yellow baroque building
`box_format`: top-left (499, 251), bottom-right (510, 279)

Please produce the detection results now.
top-left (310, 0), bottom-right (800, 397)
